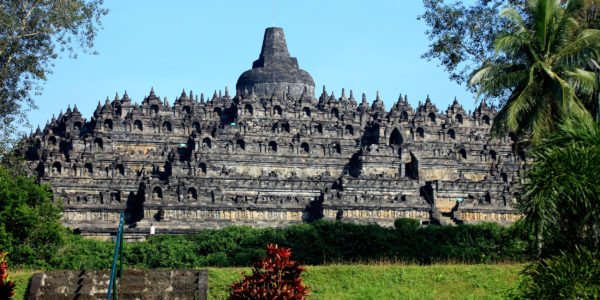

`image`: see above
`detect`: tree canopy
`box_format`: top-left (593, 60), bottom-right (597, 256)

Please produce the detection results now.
top-left (0, 165), bottom-right (65, 267)
top-left (469, 0), bottom-right (600, 141)
top-left (0, 0), bottom-right (108, 154)
top-left (421, 0), bottom-right (600, 107)
top-left (420, 0), bottom-right (526, 89)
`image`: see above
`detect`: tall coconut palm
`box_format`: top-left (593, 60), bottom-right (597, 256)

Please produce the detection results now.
top-left (469, 0), bottom-right (600, 142)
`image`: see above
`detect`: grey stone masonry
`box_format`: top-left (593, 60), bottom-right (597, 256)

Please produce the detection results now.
top-left (237, 27), bottom-right (315, 100)
top-left (28, 269), bottom-right (208, 300)
top-left (16, 27), bottom-right (523, 237)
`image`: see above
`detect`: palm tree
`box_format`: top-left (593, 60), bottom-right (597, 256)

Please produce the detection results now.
top-left (469, 0), bottom-right (600, 142)
top-left (519, 117), bottom-right (600, 255)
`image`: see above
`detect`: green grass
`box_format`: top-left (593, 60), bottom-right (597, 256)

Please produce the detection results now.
top-left (11, 270), bottom-right (34, 300)
top-left (10, 264), bottom-right (523, 299)
top-left (210, 264), bottom-right (523, 299)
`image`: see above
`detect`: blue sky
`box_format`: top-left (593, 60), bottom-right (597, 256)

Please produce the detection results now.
top-left (29, 0), bottom-right (480, 130)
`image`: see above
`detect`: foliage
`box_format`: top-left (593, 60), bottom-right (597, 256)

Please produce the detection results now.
top-left (0, 166), bottom-right (65, 268)
top-left (421, 1), bottom-right (600, 102)
top-left (0, 0), bottom-right (108, 154)
top-left (0, 253), bottom-right (16, 300)
top-left (419, 0), bottom-right (526, 90)
top-left (229, 244), bottom-right (308, 300)
top-left (518, 118), bottom-right (600, 256)
top-left (517, 247), bottom-right (600, 299)
top-left (394, 218), bottom-right (420, 232)
top-left (36, 221), bottom-right (531, 270)
top-left (469, 0), bottom-right (600, 141)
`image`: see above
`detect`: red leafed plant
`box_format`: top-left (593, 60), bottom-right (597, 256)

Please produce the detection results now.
top-left (0, 252), bottom-right (16, 300)
top-left (229, 244), bottom-right (309, 300)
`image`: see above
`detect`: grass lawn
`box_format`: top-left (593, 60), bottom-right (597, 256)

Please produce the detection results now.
top-left (11, 264), bottom-right (523, 299)
top-left (210, 264), bottom-right (523, 299)
top-left (11, 270), bottom-right (34, 300)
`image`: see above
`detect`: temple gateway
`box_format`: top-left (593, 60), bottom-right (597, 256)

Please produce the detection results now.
top-left (18, 28), bottom-right (522, 238)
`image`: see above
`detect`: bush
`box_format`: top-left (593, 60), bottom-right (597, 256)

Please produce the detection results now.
top-left (5, 221), bottom-right (533, 269)
top-left (12, 219), bottom-right (531, 269)
top-left (0, 166), bottom-right (65, 268)
top-left (394, 218), bottom-right (420, 231)
top-left (517, 247), bottom-right (600, 299)
top-left (230, 244), bottom-right (308, 300)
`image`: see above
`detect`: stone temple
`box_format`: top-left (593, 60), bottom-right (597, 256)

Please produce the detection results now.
top-left (18, 28), bottom-right (523, 237)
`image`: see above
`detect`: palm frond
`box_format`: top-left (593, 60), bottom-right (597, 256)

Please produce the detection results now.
top-left (500, 7), bottom-right (529, 32)
top-left (470, 0), bottom-right (598, 141)
top-left (504, 66), bottom-right (540, 132)
top-left (555, 29), bottom-right (600, 66)
top-left (564, 68), bottom-right (597, 95)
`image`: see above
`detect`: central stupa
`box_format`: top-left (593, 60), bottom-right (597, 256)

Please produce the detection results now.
top-left (236, 27), bottom-right (315, 99)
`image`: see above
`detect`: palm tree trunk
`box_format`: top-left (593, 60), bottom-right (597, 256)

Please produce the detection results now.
top-left (589, 59), bottom-right (600, 121)
top-left (535, 222), bottom-right (544, 257)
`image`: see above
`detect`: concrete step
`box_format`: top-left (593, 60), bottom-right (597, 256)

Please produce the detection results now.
top-left (29, 269), bottom-right (208, 300)
top-left (38, 291), bottom-right (198, 300)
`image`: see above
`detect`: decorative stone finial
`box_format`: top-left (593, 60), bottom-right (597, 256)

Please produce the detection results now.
top-left (479, 99), bottom-right (488, 108)
top-left (122, 91), bottom-right (131, 102)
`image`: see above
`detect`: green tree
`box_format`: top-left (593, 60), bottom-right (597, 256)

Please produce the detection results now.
top-left (0, 166), bottom-right (65, 267)
top-left (0, 0), bottom-right (108, 154)
top-left (468, 0), bottom-right (600, 141)
top-left (420, 0), bottom-right (526, 88)
top-left (518, 118), bottom-right (600, 255)
top-left (421, 0), bottom-right (600, 113)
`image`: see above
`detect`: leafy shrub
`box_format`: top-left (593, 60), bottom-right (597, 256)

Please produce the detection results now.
top-left (394, 218), bottom-right (420, 231)
top-left (517, 247), bottom-right (600, 299)
top-left (0, 252), bottom-right (16, 299)
top-left (0, 166), bottom-right (65, 268)
top-left (12, 219), bottom-right (530, 269)
top-left (230, 244), bottom-right (308, 300)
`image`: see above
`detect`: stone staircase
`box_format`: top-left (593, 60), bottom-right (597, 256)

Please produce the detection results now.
top-left (28, 269), bottom-right (208, 300)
